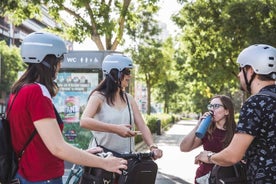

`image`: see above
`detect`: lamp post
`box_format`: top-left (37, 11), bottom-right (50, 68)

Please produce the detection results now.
top-left (0, 53), bottom-right (2, 114)
top-left (0, 53), bottom-right (1, 83)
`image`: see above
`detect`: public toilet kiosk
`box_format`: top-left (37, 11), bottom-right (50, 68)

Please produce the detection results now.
top-left (53, 50), bottom-right (120, 148)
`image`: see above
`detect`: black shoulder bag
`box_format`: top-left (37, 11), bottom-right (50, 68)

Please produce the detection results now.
top-left (209, 161), bottom-right (247, 184)
top-left (0, 93), bottom-right (37, 184)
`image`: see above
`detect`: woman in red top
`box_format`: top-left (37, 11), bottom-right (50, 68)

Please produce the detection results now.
top-left (8, 32), bottom-right (127, 184)
top-left (180, 95), bottom-right (236, 184)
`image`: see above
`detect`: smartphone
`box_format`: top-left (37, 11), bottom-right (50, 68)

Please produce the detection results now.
top-left (133, 131), bottom-right (142, 135)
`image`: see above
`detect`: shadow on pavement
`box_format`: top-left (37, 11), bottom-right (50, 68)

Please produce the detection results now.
top-left (156, 171), bottom-right (192, 184)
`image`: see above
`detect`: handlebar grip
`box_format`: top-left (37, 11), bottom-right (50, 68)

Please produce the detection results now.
top-left (120, 151), bottom-right (154, 159)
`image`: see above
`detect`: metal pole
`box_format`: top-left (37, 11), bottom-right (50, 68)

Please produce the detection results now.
top-left (0, 53), bottom-right (1, 83)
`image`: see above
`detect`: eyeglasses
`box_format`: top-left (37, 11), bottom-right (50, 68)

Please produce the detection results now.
top-left (122, 69), bottom-right (131, 75)
top-left (207, 104), bottom-right (224, 110)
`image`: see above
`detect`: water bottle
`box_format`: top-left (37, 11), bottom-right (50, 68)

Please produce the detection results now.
top-left (195, 111), bottom-right (213, 139)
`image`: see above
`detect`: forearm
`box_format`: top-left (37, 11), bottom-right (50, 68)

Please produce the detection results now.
top-left (180, 125), bottom-right (200, 152)
top-left (80, 117), bottom-right (118, 133)
top-left (209, 147), bottom-right (242, 166)
top-left (52, 140), bottom-right (107, 168)
top-left (140, 126), bottom-right (154, 147)
top-left (196, 133), bottom-right (251, 166)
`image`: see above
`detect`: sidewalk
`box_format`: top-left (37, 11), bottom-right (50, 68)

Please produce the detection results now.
top-left (136, 119), bottom-right (203, 184)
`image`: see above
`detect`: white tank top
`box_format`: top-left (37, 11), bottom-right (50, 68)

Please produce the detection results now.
top-left (88, 94), bottom-right (135, 153)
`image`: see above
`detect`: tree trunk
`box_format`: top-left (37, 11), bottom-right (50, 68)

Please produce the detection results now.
top-left (146, 82), bottom-right (151, 115)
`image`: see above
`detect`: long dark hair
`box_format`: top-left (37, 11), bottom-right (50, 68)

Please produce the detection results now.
top-left (208, 95), bottom-right (236, 148)
top-left (89, 68), bottom-right (125, 105)
top-left (11, 55), bottom-right (61, 97)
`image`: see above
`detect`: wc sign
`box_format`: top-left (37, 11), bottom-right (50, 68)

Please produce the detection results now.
top-left (62, 50), bottom-right (121, 69)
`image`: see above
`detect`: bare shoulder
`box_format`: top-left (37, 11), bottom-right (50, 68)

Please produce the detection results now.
top-left (90, 91), bottom-right (105, 102)
top-left (125, 92), bottom-right (134, 101)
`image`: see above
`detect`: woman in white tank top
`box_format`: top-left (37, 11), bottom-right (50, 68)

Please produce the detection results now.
top-left (80, 54), bottom-right (163, 159)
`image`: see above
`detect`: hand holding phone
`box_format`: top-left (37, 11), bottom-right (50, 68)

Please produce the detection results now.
top-left (133, 131), bottom-right (142, 135)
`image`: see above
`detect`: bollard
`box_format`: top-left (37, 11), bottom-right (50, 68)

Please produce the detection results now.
top-left (156, 119), bottom-right (161, 135)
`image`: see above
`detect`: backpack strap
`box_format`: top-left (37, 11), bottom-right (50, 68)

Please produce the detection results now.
top-left (256, 90), bottom-right (276, 99)
top-left (18, 129), bottom-right (37, 159)
top-left (5, 92), bottom-right (19, 119)
top-left (6, 92), bottom-right (37, 159)
top-left (18, 106), bottom-right (62, 159)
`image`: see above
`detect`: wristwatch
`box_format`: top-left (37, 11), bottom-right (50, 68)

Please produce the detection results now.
top-left (207, 152), bottom-right (215, 163)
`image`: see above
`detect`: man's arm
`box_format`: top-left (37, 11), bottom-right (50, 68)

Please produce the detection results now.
top-left (195, 133), bottom-right (254, 166)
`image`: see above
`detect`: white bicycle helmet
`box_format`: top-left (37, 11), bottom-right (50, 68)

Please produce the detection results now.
top-left (102, 54), bottom-right (133, 75)
top-left (21, 32), bottom-right (67, 63)
top-left (237, 44), bottom-right (276, 75)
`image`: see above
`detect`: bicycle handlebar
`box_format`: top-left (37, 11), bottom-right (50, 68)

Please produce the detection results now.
top-left (119, 152), bottom-right (154, 159)
top-left (97, 151), bottom-right (154, 160)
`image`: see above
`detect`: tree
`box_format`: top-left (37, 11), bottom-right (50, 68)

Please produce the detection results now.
top-left (125, 2), bottom-right (169, 115)
top-left (154, 37), bottom-right (178, 113)
top-left (130, 42), bottom-right (165, 115)
top-left (1, 0), bottom-right (160, 51)
top-left (172, 0), bottom-right (276, 113)
top-left (0, 41), bottom-right (25, 99)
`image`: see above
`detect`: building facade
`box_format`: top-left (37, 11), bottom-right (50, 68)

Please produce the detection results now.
top-left (0, 6), bottom-right (73, 113)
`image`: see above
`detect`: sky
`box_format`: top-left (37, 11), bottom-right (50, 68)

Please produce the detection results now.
top-left (73, 0), bottom-right (182, 51)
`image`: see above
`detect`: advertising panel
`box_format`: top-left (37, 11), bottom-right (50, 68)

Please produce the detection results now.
top-left (52, 50), bottom-right (120, 148)
top-left (53, 71), bottom-right (100, 148)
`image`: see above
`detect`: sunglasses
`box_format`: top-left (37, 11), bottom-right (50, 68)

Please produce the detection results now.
top-left (122, 69), bottom-right (131, 75)
top-left (207, 104), bottom-right (224, 110)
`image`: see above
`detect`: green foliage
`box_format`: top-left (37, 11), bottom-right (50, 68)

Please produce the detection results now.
top-left (3, 0), bottom-right (276, 116)
top-left (0, 41), bottom-right (25, 97)
top-left (144, 113), bottom-right (175, 133)
top-left (49, 0), bottom-right (160, 50)
top-left (125, 1), bottom-right (167, 115)
top-left (172, 0), bottom-right (276, 113)
top-left (0, 0), bottom-right (41, 24)
top-left (144, 115), bottom-right (159, 133)
top-left (154, 37), bottom-right (179, 113)
top-left (1, 0), bottom-right (160, 51)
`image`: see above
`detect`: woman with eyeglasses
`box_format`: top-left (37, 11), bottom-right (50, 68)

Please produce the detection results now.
top-left (180, 95), bottom-right (236, 184)
top-left (80, 54), bottom-right (163, 182)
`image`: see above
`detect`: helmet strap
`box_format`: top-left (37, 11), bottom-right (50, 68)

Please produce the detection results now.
top-left (243, 68), bottom-right (255, 94)
top-left (42, 59), bottom-right (59, 78)
top-left (108, 73), bottom-right (117, 83)
top-left (41, 60), bottom-right (51, 68)
top-left (118, 72), bottom-right (121, 80)
top-left (108, 71), bottom-right (124, 90)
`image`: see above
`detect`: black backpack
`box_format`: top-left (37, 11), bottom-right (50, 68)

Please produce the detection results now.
top-left (0, 93), bottom-right (36, 184)
top-left (0, 113), bottom-right (18, 184)
top-left (209, 162), bottom-right (247, 184)
top-left (118, 155), bottom-right (158, 184)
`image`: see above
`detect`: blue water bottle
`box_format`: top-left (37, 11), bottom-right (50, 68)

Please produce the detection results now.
top-left (195, 111), bottom-right (213, 139)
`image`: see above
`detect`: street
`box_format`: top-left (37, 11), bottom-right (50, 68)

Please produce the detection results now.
top-left (153, 119), bottom-right (202, 184)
